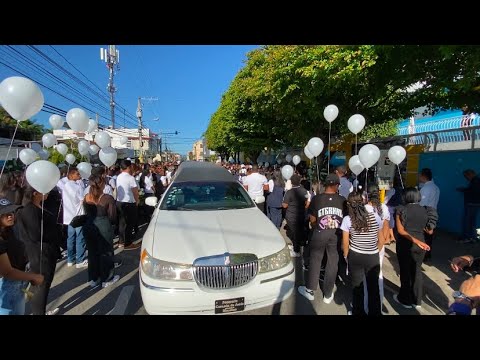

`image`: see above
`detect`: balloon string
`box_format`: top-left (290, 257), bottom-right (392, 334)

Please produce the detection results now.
top-left (315, 156), bottom-right (320, 183)
top-left (0, 122), bottom-right (20, 180)
top-left (365, 168), bottom-right (368, 201)
top-left (397, 165), bottom-right (405, 189)
top-left (355, 134), bottom-right (358, 155)
top-left (40, 198), bottom-right (44, 275)
top-left (328, 122), bottom-right (331, 174)
top-left (57, 164), bottom-right (69, 223)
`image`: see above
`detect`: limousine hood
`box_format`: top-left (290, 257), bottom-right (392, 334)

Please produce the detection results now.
top-left (146, 207), bottom-right (286, 263)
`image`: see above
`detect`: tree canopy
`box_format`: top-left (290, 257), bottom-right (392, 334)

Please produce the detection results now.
top-left (0, 106), bottom-right (45, 141)
top-left (205, 45), bottom-right (480, 157)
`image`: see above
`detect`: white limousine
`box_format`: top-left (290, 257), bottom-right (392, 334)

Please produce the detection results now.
top-left (140, 161), bottom-right (295, 314)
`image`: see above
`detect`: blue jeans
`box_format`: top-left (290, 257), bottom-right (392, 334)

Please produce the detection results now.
top-left (0, 278), bottom-right (27, 315)
top-left (463, 204), bottom-right (480, 239)
top-left (268, 207), bottom-right (283, 229)
top-left (67, 225), bottom-right (86, 264)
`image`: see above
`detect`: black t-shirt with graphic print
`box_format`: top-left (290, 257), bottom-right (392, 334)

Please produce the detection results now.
top-left (308, 193), bottom-right (347, 235)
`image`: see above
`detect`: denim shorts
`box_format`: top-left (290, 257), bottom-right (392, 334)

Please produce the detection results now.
top-left (0, 278), bottom-right (28, 315)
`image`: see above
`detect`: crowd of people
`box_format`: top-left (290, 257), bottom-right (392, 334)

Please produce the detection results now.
top-left (233, 161), bottom-right (445, 315)
top-left (0, 159), bottom-right (177, 315)
top-left (0, 154), bottom-right (478, 315)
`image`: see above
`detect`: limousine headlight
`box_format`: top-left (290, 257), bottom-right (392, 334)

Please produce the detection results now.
top-left (258, 245), bottom-right (291, 273)
top-left (141, 249), bottom-right (193, 281)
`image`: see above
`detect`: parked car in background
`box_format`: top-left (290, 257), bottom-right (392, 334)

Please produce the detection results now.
top-left (140, 161), bottom-right (294, 314)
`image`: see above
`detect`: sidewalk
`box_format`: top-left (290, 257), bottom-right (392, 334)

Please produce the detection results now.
top-left (382, 229), bottom-right (478, 315)
top-left (282, 223), bottom-right (476, 315)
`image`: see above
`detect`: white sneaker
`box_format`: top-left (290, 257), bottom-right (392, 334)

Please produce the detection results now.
top-left (290, 250), bottom-right (301, 258)
top-left (67, 262), bottom-right (74, 267)
top-left (102, 275), bottom-right (120, 288)
top-left (323, 293), bottom-right (334, 304)
top-left (88, 279), bottom-right (101, 288)
top-left (46, 307), bottom-right (59, 315)
top-left (298, 286), bottom-right (314, 300)
top-left (76, 260), bottom-right (88, 269)
top-left (393, 293), bottom-right (413, 309)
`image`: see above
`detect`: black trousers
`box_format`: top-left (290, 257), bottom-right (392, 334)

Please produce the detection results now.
top-left (397, 238), bottom-right (426, 306)
top-left (307, 231), bottom-right (339, 297)
top-left (26, 242), bottom-right (59, 315)
top-left (424, 231), bottom-right (434, 261)
top-left (348, 250), bottom-right (381, 316)
top-left (117, 202), bottom-right (138, 246)
top-left (286, 218), bottom-right (305, 253)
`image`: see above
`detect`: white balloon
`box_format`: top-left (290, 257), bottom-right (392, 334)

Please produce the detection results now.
top-left (26, 160), bottom-right (60, 194)
top-left (292, 155), bottom-right (301, 165)
top-left (119, 136), bottom-right (128, 145)
top-left (281, 165), bottom-right (294, 180)
top-left (99, 146), bottom-right (117, 167)
top-left (42, 133), bottom-right (57, 148)
top-left (38, 149), bottom-right (49, 160)
top-left (49, 114), bottom-right (64, 130)
top-left (304, 146), bottom-right (314, 160)
top-left (0, 76), bottom-right (44, 121)
top-left (87, 119), bottom-right (98, 133)
top-left (307, 137), bottom-right (324, 157)
top-left (78, 140), bottom-right (90, 156)
top-left (264, 162), bottom-right (270, 168)
top-left (31, 143), bottom-right (42, 153)
top-left (88, 144), bottom-right (99, 156)
top-left (324, 104), bottom-right (339, 123)
top-left (95, 131), bottom-right (111, 149)
top-left (56, 143), bottom-right (68, 156)
top-left (285, 154), bottom-right (293, 163)
top-left (276, 158), bottom-right (282, 165)
top-left (66, 108), bottom-right (89, 132)
top-left (388, 146), bottom-right (406, 165)
top-left (347, 114), bottom-right (366, 135)
top-left (348, 155), bottom-right (365, 176)
top-left (358, 144), bottom-right (380, 169)
top-left (19, 148), bottom-right (37, 165)
top-left (77, 162), bottom-right (92, 179)
top-left (65, 154), bottom-right (76, 165)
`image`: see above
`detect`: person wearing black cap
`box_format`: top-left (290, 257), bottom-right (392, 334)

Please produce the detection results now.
top-left (0, 198), bottom-right (44, 315)
top-left (298, 174), bottom-right (346, 302)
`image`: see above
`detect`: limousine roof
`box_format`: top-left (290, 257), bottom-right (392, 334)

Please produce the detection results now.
top-left (173, 161), bottom-right (235, 182)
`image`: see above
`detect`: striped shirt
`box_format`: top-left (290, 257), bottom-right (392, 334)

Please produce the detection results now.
top-left (341, 212), bottom-right (383, 254)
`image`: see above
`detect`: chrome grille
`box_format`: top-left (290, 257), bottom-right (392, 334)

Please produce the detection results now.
top-left (193, 261), bottom-right (258, 289)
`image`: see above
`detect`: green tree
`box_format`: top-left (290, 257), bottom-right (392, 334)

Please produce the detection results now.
top-left (0, 106), bottom-right (45, 141)
top-left (49, 139), bottom-right (84, 165)
top-left (206, 45), bottom-right (480, 154)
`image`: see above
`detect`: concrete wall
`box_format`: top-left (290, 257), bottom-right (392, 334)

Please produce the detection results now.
top-left (419, 150), bottom-right (480, 235)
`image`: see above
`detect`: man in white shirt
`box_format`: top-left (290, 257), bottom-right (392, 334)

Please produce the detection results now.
top-left (419, 168), bottom-right (440, 261)
top-left (243, 165), bottom-right (269, 213)
top-left (116, 159), bottom-right (140, 250)
top-left (62, 168), bottom-right (87, 268)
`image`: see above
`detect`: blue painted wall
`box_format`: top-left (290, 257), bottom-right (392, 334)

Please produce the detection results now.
top-left (419, 150), bottom-right (480, 234)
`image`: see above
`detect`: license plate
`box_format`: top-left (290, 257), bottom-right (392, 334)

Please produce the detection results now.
top-left (215, 297), bottom-right (245, 314)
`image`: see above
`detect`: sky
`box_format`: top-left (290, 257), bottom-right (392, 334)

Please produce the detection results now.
top-left (0, 45), bottom-right (258, 155)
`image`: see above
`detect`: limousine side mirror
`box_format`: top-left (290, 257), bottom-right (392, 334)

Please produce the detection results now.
top-left (145, 197), bottom-right (158, 207)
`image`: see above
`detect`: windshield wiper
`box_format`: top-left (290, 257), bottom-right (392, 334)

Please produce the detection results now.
top-left (168, 207), bottom-right (195, 211)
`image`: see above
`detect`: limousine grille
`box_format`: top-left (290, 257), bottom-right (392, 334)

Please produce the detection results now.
top-left (193, 261), bottom-right (258, 289)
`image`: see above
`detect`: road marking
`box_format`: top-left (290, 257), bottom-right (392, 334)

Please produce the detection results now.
top-left (109, 285), bottom-right (134, 315)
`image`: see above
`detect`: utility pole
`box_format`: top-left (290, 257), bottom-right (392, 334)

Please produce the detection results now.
top-left (136, 97), bottom-right (143, 162)
top-left (100, 45), bottom-right (120, 128)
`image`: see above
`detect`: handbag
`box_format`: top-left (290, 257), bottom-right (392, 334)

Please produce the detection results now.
top-left (70, 201), bottom-right (87, 228)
